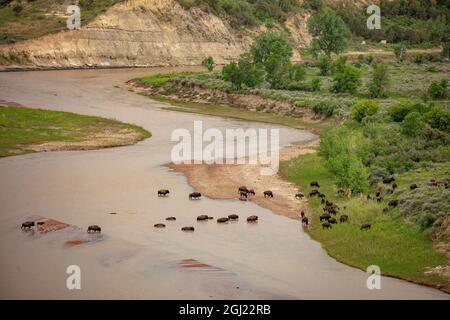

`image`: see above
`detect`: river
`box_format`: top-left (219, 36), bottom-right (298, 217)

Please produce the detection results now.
top-left (0, 68), bottom-right (447, 299)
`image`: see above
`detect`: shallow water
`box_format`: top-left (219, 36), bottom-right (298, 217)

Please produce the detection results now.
top-left (0, 68), bottom-right (448, 299)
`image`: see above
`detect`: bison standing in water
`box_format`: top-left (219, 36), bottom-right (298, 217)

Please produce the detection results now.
top-left (228, 214), bottom-right (239, 221)
top-left (21, 221), bottom-right (35, 230)
top-left (263, 191), bottom-right (274, 198)
top-left (154, 223), bottom-right (166, 228)
top-left (197, 215), bottom-right (210, 221)
top-left (247, 215), bottom-right (258, 223)
top-left (87, 225), bottom-right (101, 233)
top-left (189, 192), bottom-right (202, 200)
top-left (158, 189), bottom-right (170, 197)
top-left (182, 227), bottom-right (195, 232)
top-left (217, 217), bottom-right (229, 223)
top-left (166, 217), bottom-right (176, 221)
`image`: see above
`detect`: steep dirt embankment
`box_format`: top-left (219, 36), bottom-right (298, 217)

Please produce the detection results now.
top-left (0, 0), bottom-right (311, 70)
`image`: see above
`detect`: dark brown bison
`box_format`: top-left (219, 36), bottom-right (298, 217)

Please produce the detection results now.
top-left (238, 186), bottom-right (248, 193)
top-left (154, 223), bottom-right (166, 228)
top-left (217, 217), bottom-right (229, 223)
top-left (247, 189), bottom-right (255, 196)
top-left (300, 211), bottom-right (305, 218)
top-left (247, 215), bottom-right (258, 223)
top-left (197, 215), bottom-right (209, 221)
top-left (328, 217), bottom-right (337, 224)
top-left (302, 217), bottom-right (309, 226)
top-left (228, 214), bottom-right (239, 220)
top-left (21, 221), bottom-right (35, 230)
top-left (189, 192), bottom-right (202, 200)
top-left (322, 222), bottom-right (332, 230)
top-left (388, 199), bottom-right (399, 207)
top-left (182, 227), bottom-right (195, 232)
top-left (339, 215), bottom-right (349, 223)
top-left (383, 177), bottom-right (395, 184)
top-left (295, 193), bottom-right (305, 200)
top-left (239, 191), bottom-right (248, 198)
top-left (361, 224), bottom-right (371, 231)
top-left (337, 189), bottom-right (345, 196)
top-left (410, 184), bottom-right (418, 190)
top-left (158, 189), bottom-right (170, 197)
top-left (309, 189), bottom-right (320, 197)
top-left (320, 213), bottom-right (331, 222)
top-left (376, 195), bottom-right (383, 202)
top-left (166, 217), bottom-right (176, 221)
top-left (392, 183), bottom-right (398, 190)
top-left (87, 225), bottom-right (101, 233)
top-left (310, 181), bottom-right (320, 188)
top-left (263, 191), bottom-right (273, 198)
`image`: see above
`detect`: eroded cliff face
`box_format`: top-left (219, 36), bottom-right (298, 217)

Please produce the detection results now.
top-left (0, 0), bottom-right (311, 69)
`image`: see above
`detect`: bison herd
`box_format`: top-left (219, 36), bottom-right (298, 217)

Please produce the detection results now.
top-left (153, 187), bottom-right (261, 232)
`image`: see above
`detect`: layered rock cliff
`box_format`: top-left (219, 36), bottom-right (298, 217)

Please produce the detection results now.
top-left (0, 0), bottom-right (311, 69)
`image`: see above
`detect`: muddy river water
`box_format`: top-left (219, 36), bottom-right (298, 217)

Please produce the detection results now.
top-left (0, 68), bottom-right (448, 299)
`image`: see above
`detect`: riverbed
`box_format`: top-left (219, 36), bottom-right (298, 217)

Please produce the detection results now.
top-left (0, 68), bottom-right (448, 299)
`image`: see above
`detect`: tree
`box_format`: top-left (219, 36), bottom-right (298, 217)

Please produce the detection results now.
top-left (351, 100), bottom-right (379, 123)
top-left (201, 56), bottom-right (215, 72)
top-left (222, 53), bottom-right (265, 90)
top-left (307, 9), bottom-right (350, 57)
top-left (368, 62), bottom-right (389, 98)
top-left (331, 65), bottom-right (361, 94)
top-left (251, 31), bottom-right (293, 65)
top-left (251, 31), bottom-right (293, 89)
top-left (316, 54), bottom-right (331, 75)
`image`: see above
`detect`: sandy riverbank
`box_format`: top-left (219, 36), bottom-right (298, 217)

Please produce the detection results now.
top-left (168, 139), bottom-right (319, 220)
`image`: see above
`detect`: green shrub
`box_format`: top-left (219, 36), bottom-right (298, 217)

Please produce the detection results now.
top-left (393, 45), bottom-right (406, 62)
top-left (427, 79), bottom-right (448, 99)
top-left (331, 65), bottom-right (361, 94)
top-left (424, 107), bottom-right (450, 133)
top-left (289, 63), bottom-right (307, 82)
top-left (201, 56), bottom-right (215, 72)
top-left (312, 100), bottom-right (335, 117)
top-left (351, 100), bottom-right (379, 123)
top-left (387, 101), bottom-right (430, 122)
top-left (311, 78), bottom-right (322, 92)
top-left (402, 112), bottom-right (423, 137)
top-left (316, 54), bottom-right (332, 75)
top-left (413, 53), bottom-right (426, 64)
top-left (368, 62), bottom-right (389, 98)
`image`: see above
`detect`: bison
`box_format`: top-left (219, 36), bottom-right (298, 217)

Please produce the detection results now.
top-left (300, 211), bottom-right (305, 218)
top-left (309, 189), bottom-right (320, 197)
top-left (383, 177), bottom-right (395, 184)
top-left (154, 223), bottom-right (166, 228)
top-left (247, 189), bottom-right (255, 196)
top-left (295, 193), bottom-right (305, 200)
top-left (360, 224), bottom-right (371, 231)
top-left (310, 181), bottom-right (320, 188)
top-left (182, 227), bottom-right (195, 232)
top-left (217, 217), bottom-right (229, 223)
top-left (320, 213), bottom-right (331, 222)
top-left (410, 184), bottom-right (418, 190)
top-left (189, 192), bottom-right (202, 200)
top-left (302, 217), bottom-right (309, 226)
top-left (238, 186), bottom-right (248, 193)
top-left (388, 199), bottom-right (399, 207)
top-left (197, 215), bottom-right (209, 221)
top-left (158, 189), bottom-right (170, 197)
top-left (166, 217), bottom-right (176, 221)
top-left (322, 222), bottom-right (332, 230)
top-left (247, 215), bottom-right (258, 223)
top-left (328, 217), bottom-right (337, 224)
top-left (263, 191), bottom-right (274, 198)
top-left (339, 215), bottom-right (349, 223)
top-left (21, 221), bottom-right (35, 230)
top-left (87, 225), bottom-right (101, 233)
top-left (228, 214), bottom-right (239, 221)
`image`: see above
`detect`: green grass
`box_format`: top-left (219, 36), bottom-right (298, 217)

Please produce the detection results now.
top-left (138, 72), bottom-right (199, 87)
top-left (148, 94), bottom-right (335, 132)
top-left (280, 153), bottom-right (450, 291)
top-left (0, 106), bottom-right (150, 157)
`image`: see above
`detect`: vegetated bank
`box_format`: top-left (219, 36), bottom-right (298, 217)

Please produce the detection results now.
top-left (130, 23), bottom-right (450, 291)
top-left (0, 105), bottom-right (151, 157)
